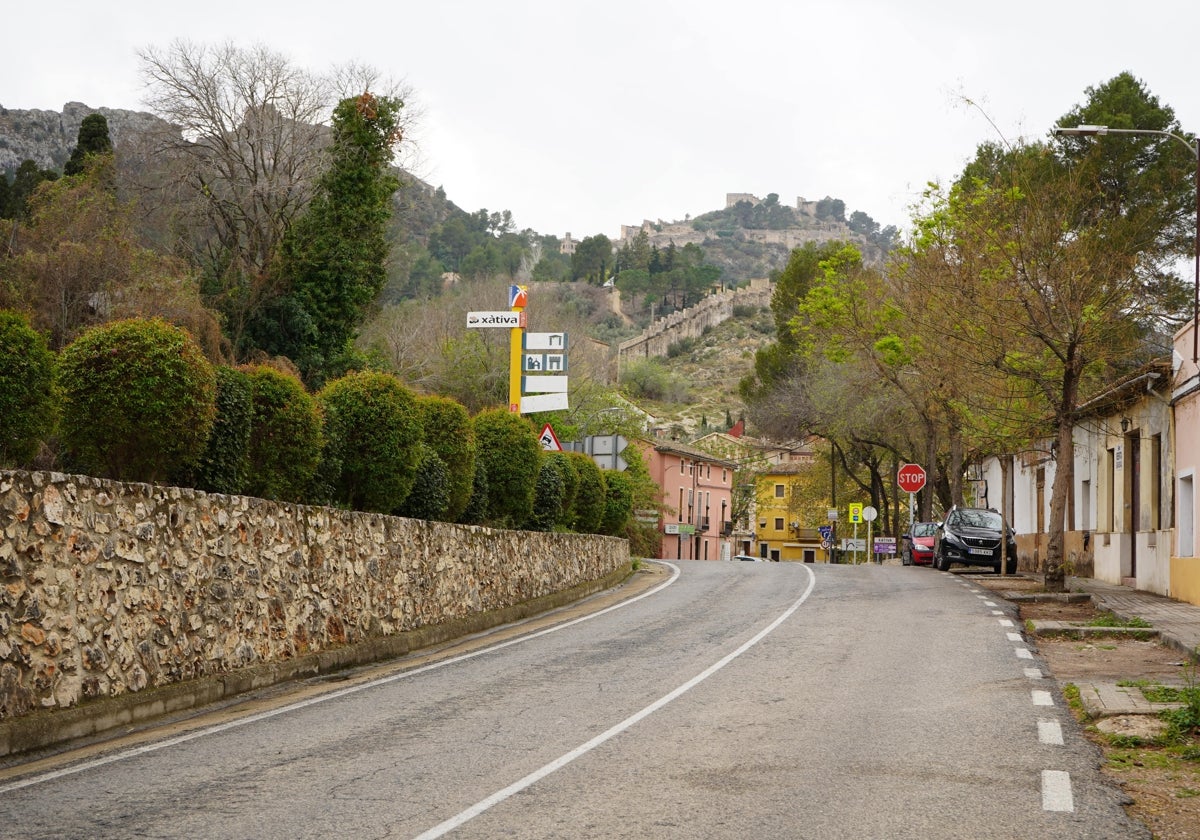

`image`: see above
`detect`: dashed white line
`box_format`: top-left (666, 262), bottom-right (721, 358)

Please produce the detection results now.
top-left (998, 619), bottom-right (1014, 627)
top-left (984, 600), bottom-right (998, 607)
top-left (1016, 648), bottom-right (1033, 659)
top-left (1039, 720), bottom-right (1064, 745)
top-left (1007, 632), bottom-right (1023, 642)
top-left (1025, 668), bottom-right (1045, 679)
top-left (1032, 690), bottom-right (1055, 706)
top-left (1042, 770), bottom-right (1075, 811)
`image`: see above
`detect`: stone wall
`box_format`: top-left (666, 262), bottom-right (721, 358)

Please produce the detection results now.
top-left (617, 279), bottom-right (773, 362)
top-left (0, 470), bottom-right (628, 723)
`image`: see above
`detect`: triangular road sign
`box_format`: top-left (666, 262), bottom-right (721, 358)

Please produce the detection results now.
top-left (539, 423), bottom-right (563, 451)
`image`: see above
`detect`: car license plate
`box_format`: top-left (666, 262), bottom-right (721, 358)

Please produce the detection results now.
top-left (968, 547), bottom-right (993, 556)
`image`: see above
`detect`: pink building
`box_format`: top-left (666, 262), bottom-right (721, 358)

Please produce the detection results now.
top-left (1173, 319), bottom-right (1200, 601)
top-left (635, 439), bottom-right (736, 561)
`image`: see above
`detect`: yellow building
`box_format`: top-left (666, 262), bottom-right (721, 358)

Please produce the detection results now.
top-left (754, 464), bottom-right (823, 562)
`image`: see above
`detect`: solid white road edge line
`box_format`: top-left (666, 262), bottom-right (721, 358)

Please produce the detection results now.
top-left (410, 563), bottom-right (819, 840)
top-left (0, 561), bottom-right (684, 795)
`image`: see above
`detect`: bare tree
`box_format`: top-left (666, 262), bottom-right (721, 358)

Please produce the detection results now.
top-left (135, 41), bottom-right (416, 354)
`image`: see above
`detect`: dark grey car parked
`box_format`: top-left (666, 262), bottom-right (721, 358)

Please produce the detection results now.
top-left (932, 506), bottom-right (1018, 574)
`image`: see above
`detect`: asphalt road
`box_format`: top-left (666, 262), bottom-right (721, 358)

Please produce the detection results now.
top-left (0, 561), bottom-right (1147, 839)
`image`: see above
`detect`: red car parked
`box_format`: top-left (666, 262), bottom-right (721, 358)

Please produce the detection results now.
top-left (901, 522), bottom-right (938, 566)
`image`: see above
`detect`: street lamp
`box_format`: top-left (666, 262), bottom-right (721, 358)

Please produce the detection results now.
top-left (1053, 123), bottom-right (1200, 364)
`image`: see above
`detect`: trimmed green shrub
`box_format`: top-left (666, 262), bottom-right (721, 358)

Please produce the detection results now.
top-left (243, 365), bottom-right (323, 502)
top-left (599, 469), bottom-right (635, 536)
top-left (187, 366), bottom-right (252, 494)
top-left (472, 408), bottom-right (541, 528)
top-left (398, 442), bottom-right (451, 521)
top-left (545, 451), bottom-right (579, 529)
top-left (0, 310), bottom-right (56, 467)
top-left (417, 394), bottom-right (476, 521)
top-left (57, 318), bottom-right (215, 482)
top-left (529, 455), bottom-right (567, 532)
top-left (318, 371), bottom-right (421, 513)
top-left (566, 451), bottom-right (606, 534)
top-left (458, 458), bottom-right (489, 525)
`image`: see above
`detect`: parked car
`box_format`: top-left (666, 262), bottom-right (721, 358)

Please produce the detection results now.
top-left (901, 522), bottom-right (938, 566)
top-left (932, 506), bottom-right (1018, 574)
top-left (732, 554), bottom-right (763, 562)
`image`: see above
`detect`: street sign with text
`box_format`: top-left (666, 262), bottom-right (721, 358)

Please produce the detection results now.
top-left (897, 463), bottom-right (927, 494)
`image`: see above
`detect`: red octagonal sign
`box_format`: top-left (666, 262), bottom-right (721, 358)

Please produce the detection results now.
top-left (897, 463), bottom-right (927, 494)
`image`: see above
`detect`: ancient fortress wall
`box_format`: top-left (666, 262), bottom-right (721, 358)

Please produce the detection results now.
top-left (618, 279), bottom-right (773, 362)
top-left (0, 470), bottom-right (628, 736)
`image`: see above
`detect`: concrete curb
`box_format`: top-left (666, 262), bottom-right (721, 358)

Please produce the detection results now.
top-left (0, 562), bottom-right (635, 759)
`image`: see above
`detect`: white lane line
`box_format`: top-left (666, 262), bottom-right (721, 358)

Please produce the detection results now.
top-left (1025, 668), bottom-right (1045, 679)
top-left (1016, 648), bottom-right (1033, 659)
top-left (1007, 632), bottom-right (1024, 642)
top-left (411, 564), bottom-right (819, 840)
top-left (998, 619), bottom-right (1014, 627)
top-left (0, 562), bottom-right (684, 795)
top-left (991, 610), bottom-right (1005, 616)
top-left (1032, 690), bottom-right (1055, 706)
top-left (1039, 720), bottom-right (1064, 745)
top-left (1042, 770), bottom-right (1075, 811)
top-left (984, 600), bottom-right (998, 607)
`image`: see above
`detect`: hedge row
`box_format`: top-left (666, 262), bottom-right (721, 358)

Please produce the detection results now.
top-left (0, 312), bottom-right (628, 534)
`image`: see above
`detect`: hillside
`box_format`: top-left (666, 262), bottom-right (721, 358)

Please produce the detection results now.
top-left (621, 302), bottom-right (776, 440)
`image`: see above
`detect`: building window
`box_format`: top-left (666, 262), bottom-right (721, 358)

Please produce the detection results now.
top-left (774, 517), bottom-right (784, 532)
top-left (775, 484), bottom-right (785, 498)
top-left (722, 468), bottom-right (728, 484)
top-left (679, 459), bottom-right (684, 475)
top-left (678, 488), bottom-right (684, 521)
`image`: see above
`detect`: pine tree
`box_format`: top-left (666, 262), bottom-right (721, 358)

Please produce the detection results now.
top-left (64, 113), bottom-right (113, 177)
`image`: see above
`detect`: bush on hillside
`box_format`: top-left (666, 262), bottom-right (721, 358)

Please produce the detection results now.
top-left (57, 318), bottom-right (215, 482)
top-left (0, 310), bottom-right (56, 468)
top-left (318, 371), bottom-right (422, 513)
top-left (566, 451), bottom-right (606, 534)
top-left (417, 394), bottom-right (476, 521)
top-left (242, 365), bottom-right (323, 503)
top-left (472, 408), bottom-right (541, 528)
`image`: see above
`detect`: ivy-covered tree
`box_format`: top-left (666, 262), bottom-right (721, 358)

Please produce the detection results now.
top-left (255, 92), bottom-right (404, 385)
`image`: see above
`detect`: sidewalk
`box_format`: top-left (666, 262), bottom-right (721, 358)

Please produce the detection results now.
top-left (1067, 575), bottom-right (1200, 660)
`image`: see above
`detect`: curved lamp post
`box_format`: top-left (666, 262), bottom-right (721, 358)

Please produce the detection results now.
top-left (1053, 124), bottom-right (1200, 364)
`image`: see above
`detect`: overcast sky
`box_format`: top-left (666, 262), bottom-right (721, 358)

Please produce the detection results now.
top-left (4, 1), bottom-right (1198, 240)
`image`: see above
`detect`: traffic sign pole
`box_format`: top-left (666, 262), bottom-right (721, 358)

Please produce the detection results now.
top-left (508, 285), bottom-right (527, 412)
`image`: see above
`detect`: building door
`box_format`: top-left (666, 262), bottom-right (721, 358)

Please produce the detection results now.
top-left (1129, 432), bottom-right (1141, 579)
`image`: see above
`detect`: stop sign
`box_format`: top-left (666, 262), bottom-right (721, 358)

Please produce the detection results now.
top-left (897, 463), bottom-right (927, 493)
